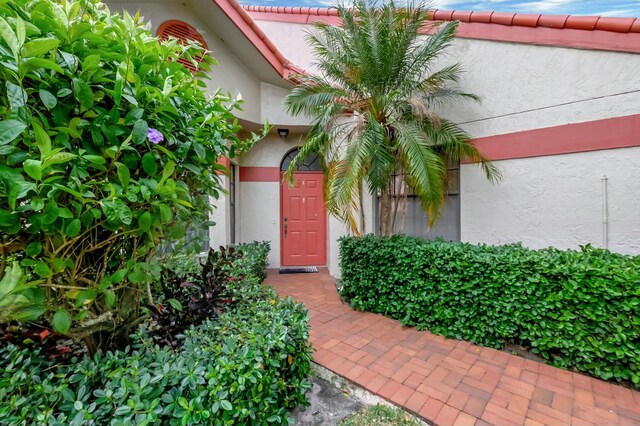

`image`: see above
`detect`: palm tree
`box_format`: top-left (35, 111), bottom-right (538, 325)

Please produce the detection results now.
top-left (285, 0), bottom-right (500, 236)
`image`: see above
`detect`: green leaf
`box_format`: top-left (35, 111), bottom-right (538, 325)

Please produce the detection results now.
top-left (25, 241), bottom-right (42, 257)
top-left (23, 159), bottom-right (42, 181)
top-left (110, 269), bottom-right (128, 283)
top-left (34, 261), bottom-right (52, 278)
top-left (142, 153), bottom-right (157, 176)
top-left (15, 17), bottom-right (25, 46)
top-left (72, 78), bottom-right (94, 110)
top-left (42, 200), bottom-right (59, 224)
top-left (115, 162), bottom-right (130, 187)
top-left (39, 90), bottom-right (57, 110)
top-left (21, 37), bottom-right (59, 57)
top-left (52, 310), bottom-right (72, 334)
top-left (132, 119), bottom-right (148, 144)
top-left (6, 81), bottom-right (27, 111)
top-left (8, 180), bottom-right (35, 210)
top-left (42, 152), bottom-right (76, 169)
top-left (32, 122), bottom-right (52, 156)
top-left (158, 203), bottom-right (173, 223)
top-left (161, 161), bottom-right (175, 181)
top-left (57, 88), bottom-right (72, 98)
top-left (19, 57), bottom-right (64, 75)
top-left (0, 119), bottom-right (27, 145)
top-left (0, 17), bottom-right (19, 57)
top-left (65, 219), bottom-right (81, 237)
top-left (125, 108), bottom-right (144, 124)
top-left (0, 262), bottom-right (22, 299)
top-left (84, 155), bottom-right (106, 168)
top-left (13, 305), bottom-right (45, 322)
top-left (138, 211), bottom-right (152, 231)
top-left (162, 76), bottom-right (172, 98)
top-left (220, 400), bottom-right (232, 411)
top-left (81, 54), bottom-right (100, 71)
top-left (102, 199), bottom-right (132, 225)
top-left (104, 290), bottom-right (116, 308)
top-left (167, 298), bottom-right (182, 312)
top-left (114, 79), bottom-right (122, 106)
top-left (31, 198), bottom-right (44, 212)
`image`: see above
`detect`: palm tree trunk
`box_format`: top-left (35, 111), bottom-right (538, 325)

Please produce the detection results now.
top-left (359, 183), bottom-right (366, 234)
top-left (397, 184), bottom-right (409, 234)
top-left (380, 188), bottom-right (392, 236)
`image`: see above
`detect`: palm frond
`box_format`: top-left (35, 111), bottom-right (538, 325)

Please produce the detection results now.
top-left (393, 121), bottom-right (446, 222)
top-left (419, 118), bottom-right (502, 183)
top-left (284, 0), bottom-right (497, 234)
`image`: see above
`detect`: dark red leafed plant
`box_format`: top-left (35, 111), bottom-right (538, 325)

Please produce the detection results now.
top-left (147, 246), bottom-right (243, 347)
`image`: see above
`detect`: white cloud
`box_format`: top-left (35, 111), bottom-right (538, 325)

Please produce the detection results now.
top-left (517, 0), bottom-right (576, 12)
top-left (599, 8), bottom-right (637, 17)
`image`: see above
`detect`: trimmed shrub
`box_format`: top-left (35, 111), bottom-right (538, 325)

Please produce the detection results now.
top-left (150, 242), bottom-right (270, 347)
top-left (339, 235), bottom-right (640, 387)
top-left (234, 241), bottom-right (271, 281)
top-left (0, 279), bottom-right (312, 425)
top-left (1, 242), bottom-right (313, 424)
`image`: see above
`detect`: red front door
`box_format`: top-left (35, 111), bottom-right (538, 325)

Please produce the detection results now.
top-left (281, 172), bottom-right (327, 266)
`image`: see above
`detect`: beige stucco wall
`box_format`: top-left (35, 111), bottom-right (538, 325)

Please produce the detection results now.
top-left (239, 134), bottom-right (298, 268)
top-left (239, 181), bottom-right (281, 266)
top-left (461, 146), bottom-right (640, 255)
top-left (253, 20), bottom-right (640, 138)
top-left (106, 1), bottom-right (308, 128)
top-left (252, 17), bottom-right (640, 260)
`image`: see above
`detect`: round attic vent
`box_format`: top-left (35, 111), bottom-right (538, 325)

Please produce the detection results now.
top-left (157, 20), bottom-right (208, 73)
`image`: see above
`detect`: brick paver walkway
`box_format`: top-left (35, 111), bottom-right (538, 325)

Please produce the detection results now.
top-left (266, 268), bottom-right (640, 426)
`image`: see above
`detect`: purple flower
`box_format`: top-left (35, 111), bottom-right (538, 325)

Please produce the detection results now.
top-left (147, 128), bottom-right (164, 144)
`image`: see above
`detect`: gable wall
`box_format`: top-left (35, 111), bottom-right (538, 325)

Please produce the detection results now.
top-left (248, 15), bottom-right (640, 267)
top-left (106, 0), bottom-right (263, 123)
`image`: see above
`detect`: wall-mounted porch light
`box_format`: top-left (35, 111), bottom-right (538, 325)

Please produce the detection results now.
top-left (277, 128), bottom-right (289, 138)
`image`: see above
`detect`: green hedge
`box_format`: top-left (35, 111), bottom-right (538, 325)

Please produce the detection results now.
top-left (339, 235), bottom-right (640, 387)
top-left (0, 279), bottom-right (312, 425)
top-left (1, 242), bottom-right (312, 425)
top-left (234, 241), bottom-right (271, 281)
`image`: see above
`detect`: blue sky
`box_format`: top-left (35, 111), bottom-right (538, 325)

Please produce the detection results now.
top-left (238, 1), bottom-right (640, 18)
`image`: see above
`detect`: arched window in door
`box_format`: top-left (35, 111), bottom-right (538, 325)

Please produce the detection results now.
top-left (280, 148), bottom-right (322, 172)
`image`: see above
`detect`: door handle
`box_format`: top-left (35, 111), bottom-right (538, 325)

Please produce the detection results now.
top-left (284, 223), bottom-right (288, 237)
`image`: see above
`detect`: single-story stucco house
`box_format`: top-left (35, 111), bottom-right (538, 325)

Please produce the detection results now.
top-left (106, 0), bottom-right (640, 277)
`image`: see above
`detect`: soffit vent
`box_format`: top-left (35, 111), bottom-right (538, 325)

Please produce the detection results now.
top-left (157, 20), bottom-right (208, 73)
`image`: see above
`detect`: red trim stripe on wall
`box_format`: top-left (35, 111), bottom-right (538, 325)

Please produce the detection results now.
top-left (465, 114), bottom-right (640, 162)
top-left (240, 166), bottom-right (280, 182)
top-left (238, 116), bottom-right (640, 177)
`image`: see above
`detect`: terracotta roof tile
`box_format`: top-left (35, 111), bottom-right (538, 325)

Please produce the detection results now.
top-left (564, 16), bottom-right (600, 31)
top-left (431, 10), bottom-right (454, 22)
top-left (242, 5), bottom-right (640, 35)
top-left (450, 10), bottom-right (472, 23)
top-left (537, 14), bottom-right (569, 29)
top-left (490, 12), bottom-right (516, 26)
top-left (470, 11), bottom-right (493, 24)
top-left (511, 13), bottom-right (541, 28)
top-left (595, 17), bottom-right (636, 33)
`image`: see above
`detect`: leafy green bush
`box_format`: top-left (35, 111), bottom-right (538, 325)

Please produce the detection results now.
top-left (151, 242), bottom-right (270, 344)
top-left (234, 241), bottom-right (270, 281)
top-left (0, 0), bottom-right (261, 352)
top-left (339, 235), bottom-right (640, 387)
top-left (0, 278), bottom-right (312, 425)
